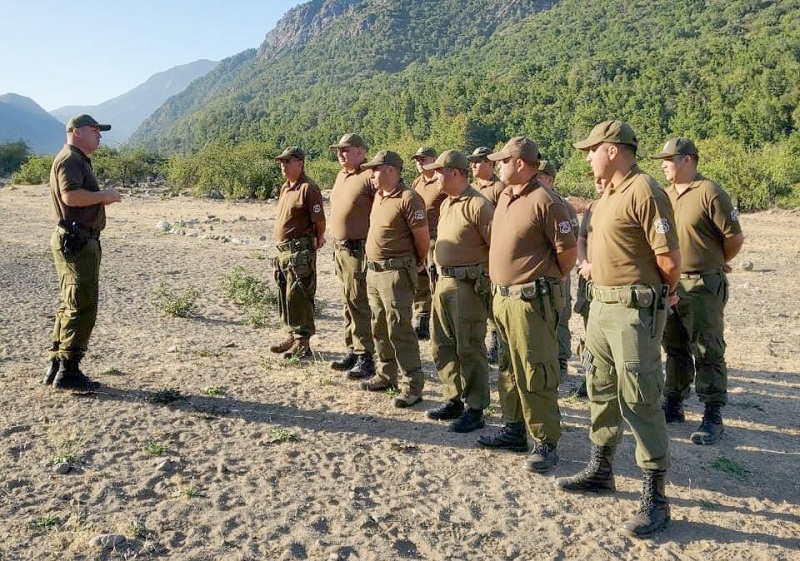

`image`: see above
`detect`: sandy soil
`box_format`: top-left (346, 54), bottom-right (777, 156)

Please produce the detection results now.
top-left (0, 183), bottom-right (798, 561)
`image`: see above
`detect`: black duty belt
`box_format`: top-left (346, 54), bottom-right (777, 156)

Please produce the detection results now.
top-left (495, 277), bottom-right (550, 298)
top-left (276, 237), bottom-right (314, 252)
top-left (334, 239), bottom-right (366, 251)
top-left (680, 269), bottom-right (722, 280)
top-left (439, 265), bottom-right (485, 279)
top-left (366, 257), bottom-right (415, 272)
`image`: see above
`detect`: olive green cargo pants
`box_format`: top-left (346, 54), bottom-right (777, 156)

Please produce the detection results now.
top-left (49, 230), bottom-right (101, 361)
top-left (557, 274), bottom-right (572, 370)
top-left (274, 243), bottom-right (316, 340)
top-left (493, 290), bottom-right (562, 445)
top-left (585, 296), bottom-right (670, 470)
top-left (367, 261), bottom-right (424, 394)
top-left (431, 275), bottom-right (490, 410)
top-left (662, 271), bottom-right (729, 407)
top-left (333, 244), bottom-right (374, 355)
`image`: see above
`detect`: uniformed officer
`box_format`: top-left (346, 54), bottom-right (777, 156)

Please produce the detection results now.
top-left (269, 146), bottom-right (326, 360)
top-left (467, 146), bottom-right (506, 365)
top-left (555, 121), bottom-right (681, 539)
top-left (468, 146), bottom-right (505, 206)
top-left (45, 114), bottom-right (122, 389)
top-left (328, 133), bottom-right (377, 379)
top-left (424, 150), bottom-right (494, 432)
top-left (650, 138), bottom-right (744, 445)
top-left (359, 150), bottom-right (430, 408)
top-left (538, 159), bottom-right (580, 380)
top-left (573, 177), bottom-right (606, 397)
top-left (410, 146), bottom-right (444, 340)
top-left (476, 137), bottom-right (577, 474)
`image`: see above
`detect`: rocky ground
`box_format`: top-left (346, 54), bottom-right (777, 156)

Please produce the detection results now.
top-left (0, 183), bottom-right (798, 560)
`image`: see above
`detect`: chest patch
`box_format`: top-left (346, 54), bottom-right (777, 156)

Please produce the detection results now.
top-left (558, 221), bottom-right (572, 234)
top-left (654, 218), bottom-right (670, 234)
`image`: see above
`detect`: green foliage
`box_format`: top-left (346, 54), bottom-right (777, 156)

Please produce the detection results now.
top-left (220, 266), bottom-right (277, 328)
top-left (92, 147), bottom-right (165, 185)
top-left (152, 284), bottom-right (199, 318)
top-left (127, 0), bottom-right (800, 210)
top-left (165, 140), bottom-right (280, 198)
top-left (0, 140), bottom-right (30, 175)
top-left (11, 154), bottom-right (53, 184)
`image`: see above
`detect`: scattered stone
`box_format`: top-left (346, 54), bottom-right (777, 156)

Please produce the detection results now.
top-left (222, 342), bottom-right (237, 348)
top-left (53, 462), bottom-right (72, 475)
top-left (209, 190), bottom-right (224, 200)
top-left (237, 215), bottom-right (247, 221)
top-left (231, 238), bottom-right (244, 245)
top-left (89, 534), bottom-right (126, 549)
top-left (740, 260), bottom-right (754, 271)
top-left (186, 232), bottom-right (198, 238)
top-left (259, 235), bottom-right (268, 241)
top-left (167, 345), bottom-right (179, 353)
top-left (156, 459), bottom-right (174, 472)
top-left (156, 221), bottom-right (171, 232)
top-left (217, 461), bottom-right (230, 475)
top-left (187, 218), bottom-right (199, 226)
top-left (220, 237), bottom-right (230, 243)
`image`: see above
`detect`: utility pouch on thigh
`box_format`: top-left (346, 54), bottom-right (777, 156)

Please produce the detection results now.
top-left (651, 284), bottom-right (669, 338)
top-left (549, 280), bottom-right (567, 312)
top-left (290, 250), bottom-right (313, 278)
top-left (581, 348), bottom-right (596, 377)
top-left (520, 285), bottom-right (539, 301)
top-left (473, 274), bottom-right (491, 296)
top-left (632, 287), bottom-right (654, 308)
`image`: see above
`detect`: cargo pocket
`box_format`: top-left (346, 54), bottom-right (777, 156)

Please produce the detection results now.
top-left (290, 250), bottom-right (313, 278)
top-left (524, 361), bottom-right (558, 394)
top-left (620, 359), bottom-right (663, 410)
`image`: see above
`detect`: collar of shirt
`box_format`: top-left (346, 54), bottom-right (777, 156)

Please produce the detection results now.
top-left (502, 178), bottom-right (540, 203)
top-left (378, 182), bottom-right (404, 201)
top-left (669, 172), bottom-right (705, 198)
top-left (607, 165), bottom-right (641, 195)
top-left (286, 173), bottom-right (309, 191)
top-left (474, 176), bottom-right (498, 187)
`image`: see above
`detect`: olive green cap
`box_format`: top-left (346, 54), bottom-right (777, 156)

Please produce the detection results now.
top-left (466, 146), bottom-right (492, 162)
top-left (488, 136), bottom-right (539, 165)
top-left (423, 149), bottom-right (469, 172)
top-left (538, 159), bottom-right (556, 178)
top-left (275, 146), bottom-right (305, 161)
top-left (573, 120), bottom-right (638, 150)
top-left (66, 114), bottom-right (110, 132)
top-left (361, 150), bottom-right (404, 170)
top-left (649, 137), bottom-right (698, 159)
top-left (411, 146), bottom-right (437, 160)
top-left (330, 133), bottom-right (366, 150)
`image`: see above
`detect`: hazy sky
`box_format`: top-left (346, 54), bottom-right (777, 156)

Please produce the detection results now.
top-left (1, 1), bottom-right (304, 111)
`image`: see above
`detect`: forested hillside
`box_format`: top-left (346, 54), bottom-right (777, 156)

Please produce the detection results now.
top-left (129, 0), bottom-right (800, 208)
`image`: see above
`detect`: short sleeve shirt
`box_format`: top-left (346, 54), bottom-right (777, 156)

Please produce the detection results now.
top-left (489, 180), bottom-right (577, 286)
top-left (471, 176), bottom-right (506, 207)
top-left (435, 186), bottom-right (494, 267)
top-left (412, 174), bottom-right (446, 239)
top-left (666, 175), bottom-right (742, 273)
top-left (366, 182), bottom-right (428, 261)
top-left (273, 173), bottom-right (325, 242)
top-left (50, 144), bottom-right (105, 231)
top-left (590, 167), bottom-right (679, 286)
top-left (329, 166), bottom-right (375, 241)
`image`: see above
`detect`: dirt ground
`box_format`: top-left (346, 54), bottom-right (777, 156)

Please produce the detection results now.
top-left (0, 183), bottom-right (798, 561)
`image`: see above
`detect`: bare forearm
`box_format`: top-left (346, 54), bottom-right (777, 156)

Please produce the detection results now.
top-left (61, 188), bottom-right (120, 207)
top-left (655, 249), bottom-right (681, 291)
top-left (411, 227), bottom-right (430, 266)
top-left (723, 234), bottom-right (744, 262)
top-left (577, 237), bottom-right (588, 264)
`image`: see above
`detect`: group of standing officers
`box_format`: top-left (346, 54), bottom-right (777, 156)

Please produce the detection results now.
top-left (46, 114), bottom-right (743, 540)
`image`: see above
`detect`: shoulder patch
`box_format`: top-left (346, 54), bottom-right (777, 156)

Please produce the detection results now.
top-left (654, 218), bottom-right (670, 234)
top-left (413, 209), bottom-right (425, 221)
top-left (730, 209), bottom-right (739, 222)
top-left (312, 204), bottom-right (322, 214)
top-left (558, 221), bottom-right (572, 234)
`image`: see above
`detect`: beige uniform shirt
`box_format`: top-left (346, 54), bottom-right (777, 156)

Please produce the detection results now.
top-left (590, 166), bottom-right (679, 286)
top-left (329, 167), bottom-right (375, 241)
top-left (366, 182), bottom-right (428, 261)
top-left (412, 174), bottom-right (446, 239)
top-left (273, 173), bottom-right (325, 242)
top-left (50, 144), bottom-right (105, 231)
top-left (435, 186), bottom-right (494, 267)
top-left (472, 176), bottom-right (505, 207)
top-left (666, 175), bottom-right (742, 273)
top-left (489, 179), bottom-right (577, 286)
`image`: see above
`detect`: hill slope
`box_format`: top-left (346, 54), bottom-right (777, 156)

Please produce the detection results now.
top-left (50, 59), bottom-right (217, 146)
top-left (130, 0), bottom-right (800, 167)
top-left (0, 93), bottom-right (65, 154)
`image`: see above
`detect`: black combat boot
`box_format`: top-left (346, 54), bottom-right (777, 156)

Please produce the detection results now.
top-left (415, 313), bottom-right (430, 340)
top-left (476, 422), bottom-right (529, 452)
top-left (525, 441), bottom-right (559, 473)
top-left (691, 404), bottom-right (724, 445)
top-left (43, 358), bottom-right (60, 385)
top-left (662, 397), bottom-right (685, 423)
top-left (554, 445), bottom-right (616, 492)
top-left (52, 358), bottom-right (98, 390)
top-left (450, 408), bottom-right (485, 433)
top-left (427, 399), bottom-right (464, 420)
top-left (487, 331), bottom-right (499, 365)
top-left (330, 351), bottom-right (357, 371)
top-left (622, 469), bottom-right (670, 538)
top-left (346, 354), bottom-right (376, 379)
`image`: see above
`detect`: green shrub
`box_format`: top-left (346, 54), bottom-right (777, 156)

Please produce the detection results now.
top-left (0, 140), bottom-right (31, 175)
top-left (11, 155), bottom-right (53, 184)
top-left (152, 284), bottom-right (199, 318)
